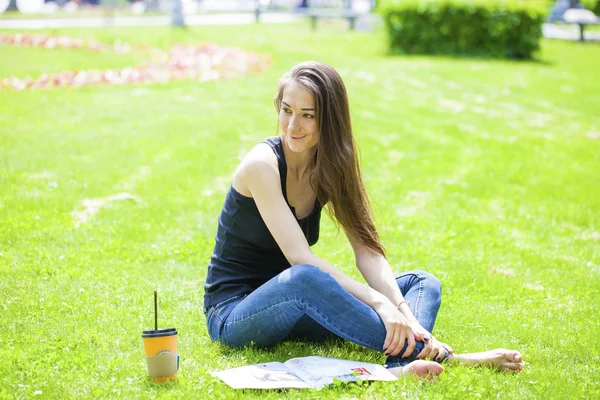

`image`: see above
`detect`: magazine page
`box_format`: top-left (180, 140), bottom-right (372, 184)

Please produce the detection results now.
top-left (212, 362), bottom-right (311, 389)
top-left (283, 356), bottom-right (397, 390)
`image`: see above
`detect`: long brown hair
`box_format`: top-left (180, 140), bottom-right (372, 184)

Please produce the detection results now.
top-left (274, 61), bottom-right (386, 257)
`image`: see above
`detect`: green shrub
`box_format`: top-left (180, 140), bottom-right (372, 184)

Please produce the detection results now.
top-left (378, 0), bottom-right (548, 59)
top-left (580, 0), bottom-right (600, 14)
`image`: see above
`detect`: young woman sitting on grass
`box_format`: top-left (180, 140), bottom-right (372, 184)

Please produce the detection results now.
top-left (202, 61), bottom-right (523, 379)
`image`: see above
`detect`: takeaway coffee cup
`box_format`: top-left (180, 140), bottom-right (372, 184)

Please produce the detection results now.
top-left (142, 328), bottom-right (179, 382)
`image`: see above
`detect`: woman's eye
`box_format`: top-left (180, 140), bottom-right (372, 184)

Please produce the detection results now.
top-left (304, 114), bottom-right (314, 119)
top-left (283, 108), bottom-right (292, 113)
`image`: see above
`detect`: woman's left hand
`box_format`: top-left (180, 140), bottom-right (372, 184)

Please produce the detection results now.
top-left (408, 320), bottom-right (431, 343)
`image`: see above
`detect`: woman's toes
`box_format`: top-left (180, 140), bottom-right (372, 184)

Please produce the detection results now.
top-left (502, 362), bottom-right (523, 372)
top-left (504, 350), bottom-right (522, 363)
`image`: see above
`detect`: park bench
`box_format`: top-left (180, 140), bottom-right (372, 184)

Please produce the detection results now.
top-left (549, 1), bottom-right (600, 41)
top-left (300, 7), bottom-right (363, 31)
top-left (293, 0), bottom-right (372, 31)
top-left (556, 8), bottom-right (600, 41)
top-left (252, 1), bottom-right (372, 31)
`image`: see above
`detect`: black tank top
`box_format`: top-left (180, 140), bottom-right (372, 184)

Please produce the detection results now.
top-left (203, 136), bottom-right (322, 308)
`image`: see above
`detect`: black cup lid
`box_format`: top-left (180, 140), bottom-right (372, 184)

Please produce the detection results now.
top-left (142, 328), bottom-right (177, 338)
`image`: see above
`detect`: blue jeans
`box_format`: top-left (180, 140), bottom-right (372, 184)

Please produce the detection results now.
top-left (203, 264), bottom-right (444, 368)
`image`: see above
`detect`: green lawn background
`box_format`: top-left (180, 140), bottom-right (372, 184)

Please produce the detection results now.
top-left (0, 23), bottom-right (599, 399)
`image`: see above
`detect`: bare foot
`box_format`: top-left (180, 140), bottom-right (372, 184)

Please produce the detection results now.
top-left (451, 348), bottom-right (523, 372)
top-left (387, 360), bottom-right (445, 380)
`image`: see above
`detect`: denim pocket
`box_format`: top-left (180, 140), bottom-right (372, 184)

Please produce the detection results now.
top-left (207, 294), bottom-right (248, 341)
top-left (213, 294), bottom-right (247, 323)
top-left (205, 307), bottom-right (219, 342)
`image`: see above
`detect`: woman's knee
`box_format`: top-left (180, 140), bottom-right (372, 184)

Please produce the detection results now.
top-left (412, 270), bottom-right (442, 297)
top-left (277, 264), bottom-right (334, 292)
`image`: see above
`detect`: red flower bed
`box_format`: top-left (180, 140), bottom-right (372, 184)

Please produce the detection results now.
top-left (0, 33), bottom-right (271, 91)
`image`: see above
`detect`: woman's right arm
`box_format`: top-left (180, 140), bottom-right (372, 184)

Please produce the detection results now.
top-left (235, 144), bottom-right (415, 357)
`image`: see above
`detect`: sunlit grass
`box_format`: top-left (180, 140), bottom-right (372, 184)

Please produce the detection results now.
top-left (0, 23), bottom-right (599, 399)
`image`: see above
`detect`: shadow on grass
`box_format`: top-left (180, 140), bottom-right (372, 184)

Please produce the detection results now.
top-left (386, 50), bottom-right (555, 67)
top-left (141, 375), bottom-right (180, 390)
top-left (214, 335), bottom-right (380, 366)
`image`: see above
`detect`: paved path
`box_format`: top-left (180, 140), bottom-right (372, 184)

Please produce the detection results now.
top-left (1, 13), bottom-right (599, 43)
top-left (0, 12), bottom-right (297, 29)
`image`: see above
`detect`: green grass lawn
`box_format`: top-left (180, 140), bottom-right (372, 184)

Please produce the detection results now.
top-left (0, 23), bottom-right (599, 399)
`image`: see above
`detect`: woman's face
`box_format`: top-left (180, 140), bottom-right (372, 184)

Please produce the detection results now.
top-left (279, 81), bottom-right (319, 153)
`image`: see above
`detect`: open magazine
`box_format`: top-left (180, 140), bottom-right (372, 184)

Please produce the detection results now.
top-left (212, 356), bottom-right (397, 390)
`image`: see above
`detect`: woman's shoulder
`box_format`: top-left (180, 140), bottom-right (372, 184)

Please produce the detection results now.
top-left (232, 139), bottom-right (281, 196)
top-left (242, 140), bottom-right (279, 170)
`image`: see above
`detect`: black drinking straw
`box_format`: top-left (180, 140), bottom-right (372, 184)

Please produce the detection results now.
top-left (154, 290), bottom-right (158, 331)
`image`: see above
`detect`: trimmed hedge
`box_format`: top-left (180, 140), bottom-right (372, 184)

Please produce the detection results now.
top-left (581, 0), bottom-right (600, 14)
top-left (378, 0), bottom-right (548, 59)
